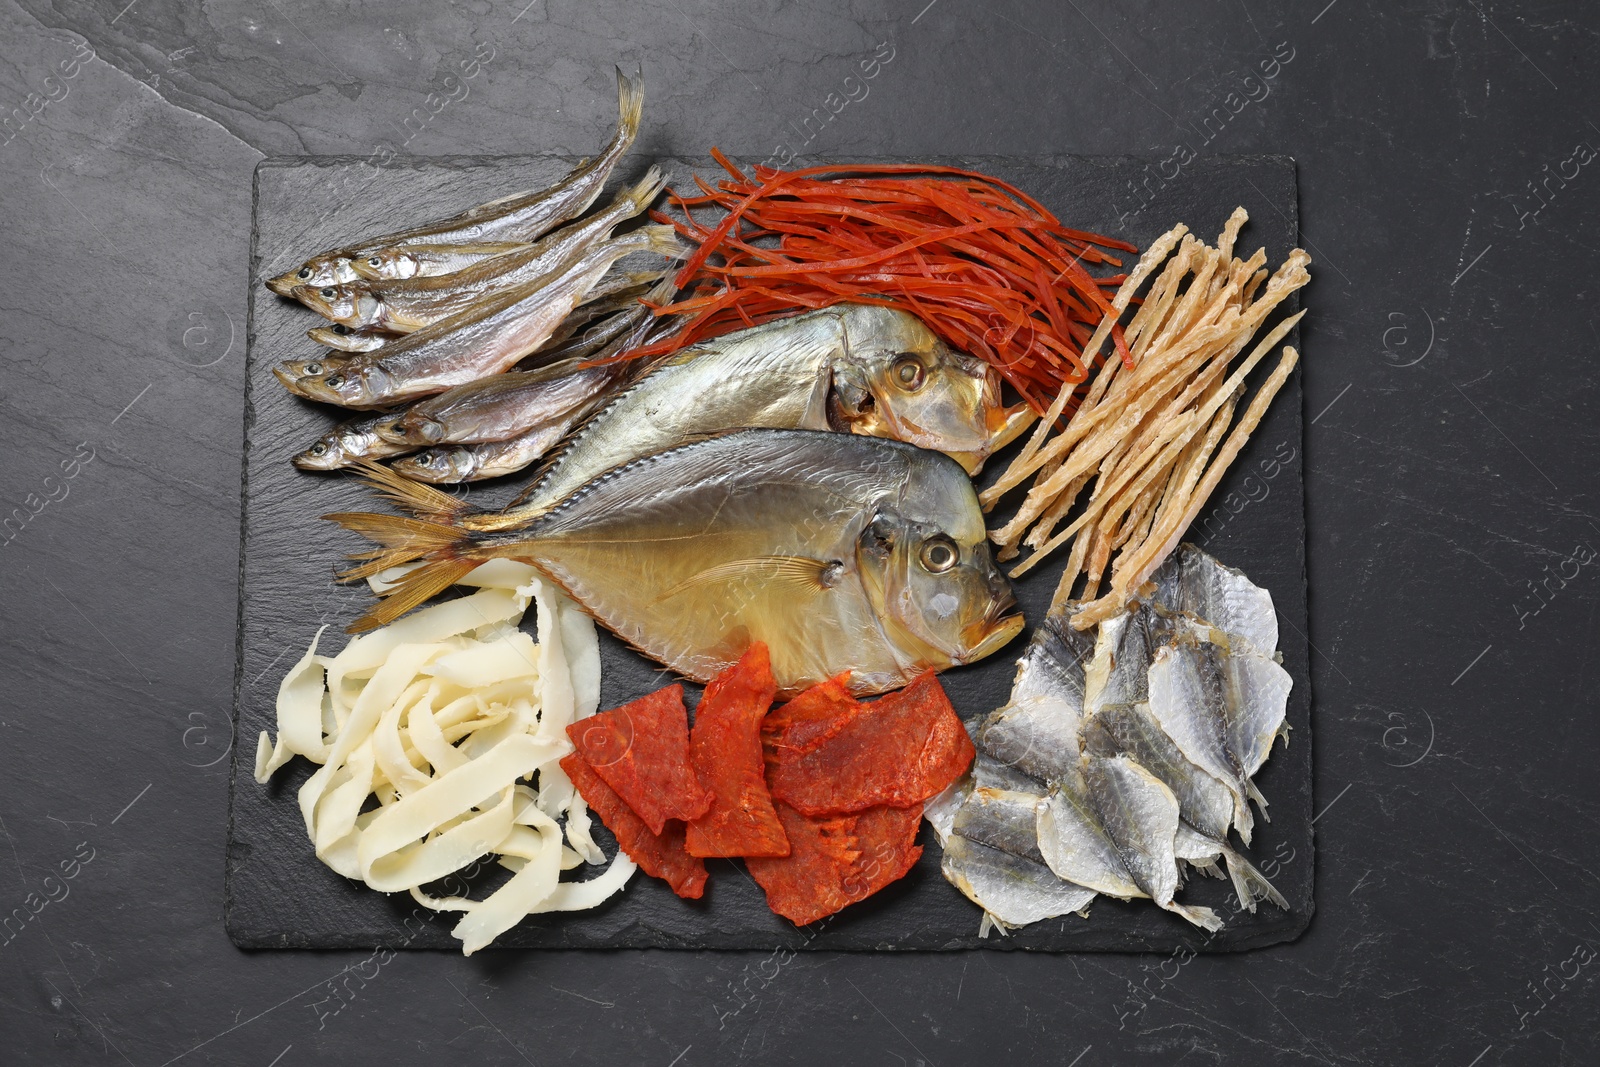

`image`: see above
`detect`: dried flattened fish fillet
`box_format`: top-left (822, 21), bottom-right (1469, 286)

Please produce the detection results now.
top-left (1146, 628), bottom-right (1292, 845)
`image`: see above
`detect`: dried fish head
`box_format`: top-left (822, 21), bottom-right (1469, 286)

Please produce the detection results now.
top-left (390, 446), bottom-right (479, 483)
top-left (293, 283), bottom-right (384, 330)
top-left (292, 412), bottom-right (411, 471)
top-left (268, 253), bottom-right (359, 295)
top-left (353, 246), bottom-right (425, 281)
top-left (830, 305), bottom-right (1005, 474)
top-left (856, 447), bottom-right (1023, 670)
top-left (275, 362), bottom-right (393, 409)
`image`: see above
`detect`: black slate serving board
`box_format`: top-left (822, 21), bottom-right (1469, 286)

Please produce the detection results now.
top-left (227, 153), bottom-right (1310, 952)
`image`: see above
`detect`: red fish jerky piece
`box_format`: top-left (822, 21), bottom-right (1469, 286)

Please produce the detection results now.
top-left (760, 672), bottom-right (860, 759)
top-left (686, 644), bottom-right (789, 859)
top-left (559, 753), bottom-right (707, 899)
top-left (766, 672), bottom-right (974, 816)
top-left (566, 685), bottom-right (711, 834)
top-left (747, 802), bottom-right (923, 925)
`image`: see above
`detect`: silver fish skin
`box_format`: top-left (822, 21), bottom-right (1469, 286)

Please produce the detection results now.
top-left (349, 241), bottom-right (533, 282)
top-left (515, 273), bottom-right (663, 368)
top-left (973, 614), bottom-right (1095, 782)
top-left (380, 429), bottom-right (1023, 694)
top-left (381, 357), bottom-right (628, 446)
top-left (308, 326), bottom-right (391, 353)
top-left (1146, 628), bottom-right (1292, 846)
top-left (941, 835), bottom-right (1096, 929)
top-left (296, 168), bottom-right (666, 332)
top-left (265, 68), bottom-right (644, 293)
top-left (951, 786), bottom-right (1048, 864)
top-left (1036, 755), bottom-right (1222, 930)
top-left (275, 225), bottom-right (681, 409)
top-left (1082, 701), bottom-right (1286, 911)
top-left (485, 304), bottom-right (1012, 531)
top-left (390, 417), bottom-right (578, 483)
top-left (293, 411), bottom-right (413, 470)
top-left (1150, 542), bottom-right (1279, 654)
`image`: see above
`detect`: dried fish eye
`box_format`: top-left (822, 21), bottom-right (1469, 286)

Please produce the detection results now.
top-left (305, 362), bottom-right (322, 375)
top-left (309, 442), bottom-right (328, 456)
top-left (332, 324), bottom-right (350, 335)
top-left (368, 257), bottom-right (383, 267)
top-left (892, 354), bottom-right (926, 390)
top-left (416, 452), bottom-right (435, 466)
top-left (324, 374), bottom-right (344, 388)
top-left (919, 536), bottom-right (959, 573)
top-left (320, 288), bottom-right (337, 299)
top-left (297, 267), bottom-right (312, 280)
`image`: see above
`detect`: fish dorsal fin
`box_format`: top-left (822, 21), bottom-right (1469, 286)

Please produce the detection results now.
top-left (654, 555), bottom-right (839, 604)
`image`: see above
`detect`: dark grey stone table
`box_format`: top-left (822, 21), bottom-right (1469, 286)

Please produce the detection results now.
top-left (2, 2), bottom-right (1595, 1064)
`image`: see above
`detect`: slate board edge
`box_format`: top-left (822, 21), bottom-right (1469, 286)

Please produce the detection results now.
top-left (226, 153), bottom-right (1312, 954)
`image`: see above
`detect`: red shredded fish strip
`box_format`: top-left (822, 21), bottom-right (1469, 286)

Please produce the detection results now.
top-left (766, 672), bottom-right (975, 816)
top-left (605, 156), bottom-right (1136, 412)
top-left (560, 753), bottom-right (708, 899)
top-left (685, 644), bottom-right (790, 859)
top-left (566, 685), bottom-right (711, 836)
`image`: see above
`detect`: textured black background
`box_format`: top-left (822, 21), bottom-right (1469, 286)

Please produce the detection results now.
top-left (1, 2), bottom-right (1595, 1065)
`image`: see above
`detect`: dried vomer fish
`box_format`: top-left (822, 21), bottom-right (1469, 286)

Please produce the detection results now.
top-left (328, 429), bottom-right (1025, 694)
top-left (454, 304), bottom-right (1026, 536)
top-left (266, 67), bottom-right (645, 293)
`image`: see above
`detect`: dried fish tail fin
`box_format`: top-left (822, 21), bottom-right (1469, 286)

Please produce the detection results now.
top-left (612, 65), bottom-right (645, 158)
top-left (1162, 900), bottom-right (1223, 932)
top-left (322, 506), bottom-right (484, 632)
top-left (1218, 843), bottom-right (1288, 913)
top-left (353, 460), bottom-right (470, 521)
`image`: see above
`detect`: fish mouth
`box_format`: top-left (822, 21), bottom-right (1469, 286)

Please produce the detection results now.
top-left (962, 607), bottom-right (1025, 664)
top-left (987, 401), bottom-right (1037, 452)
top-left (266, 272), bottom-right (300, 297)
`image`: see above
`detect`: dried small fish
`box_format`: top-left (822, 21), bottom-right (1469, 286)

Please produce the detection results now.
top-left (291, 168), bottom-right (666, 332)
top-left (349, 241), bottom-right (532, 282)
top-left (390, 420), bottom-right (578, 483)
top-left (941, 835), bottom-right (1095, 930)
top-left (265, 68), bottom-right (645, 293)
top-left (293, 411), bottom-right (413, 471)
top-left (1082, 702), bottom-right (1285, 910)
top-left (274, 225), bottom-right (681, 409)
top-left (1036, 756), bottom-right (1222, 930)
top-left (308, 325), bottom-right (392, 354)
top-left (1146, 624), bottom-right (1291, 845)
top-left (379, 358), bottom-right (628, 447)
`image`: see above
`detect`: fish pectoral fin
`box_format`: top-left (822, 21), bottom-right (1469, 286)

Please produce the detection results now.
top-left (653, 555), bottom-right (838, 604)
